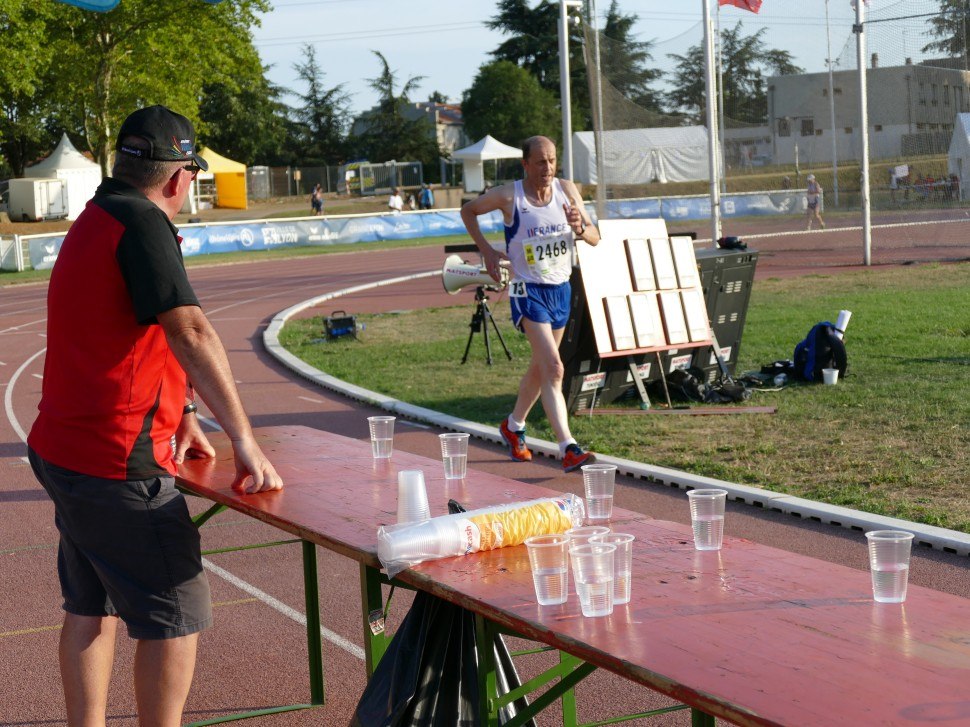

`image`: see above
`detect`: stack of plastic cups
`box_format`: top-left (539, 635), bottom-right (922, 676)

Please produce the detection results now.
top-left (590, 532), bottom-right (635, 605)
top-left (377, 518), bottom-right (462, 567)
top-left (397, 470), bottom-right (431, 524)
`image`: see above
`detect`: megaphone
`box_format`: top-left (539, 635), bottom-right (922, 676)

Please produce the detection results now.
top-left (441, 254), bottom-right (509, 294)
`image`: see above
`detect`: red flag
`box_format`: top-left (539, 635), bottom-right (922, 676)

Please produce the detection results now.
top-left (718, 0), bottom-right (762, 13)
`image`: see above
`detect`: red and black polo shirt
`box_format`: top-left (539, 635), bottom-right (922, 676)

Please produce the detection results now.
top-left (28, 177), bottom-right (200, 480)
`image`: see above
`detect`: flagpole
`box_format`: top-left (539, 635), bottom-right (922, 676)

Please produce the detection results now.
top-left (717, 3), bottom-right (727, 195)
top-left (854, 0), bottom-right (872, 265)
top-left (703, 0), bottom-right (722, 245)
top-left (825, 0), bottom-right (840, 206)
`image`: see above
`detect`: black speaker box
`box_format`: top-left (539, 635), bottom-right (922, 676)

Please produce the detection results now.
top-left (560, 247), bottom-right (758, 413)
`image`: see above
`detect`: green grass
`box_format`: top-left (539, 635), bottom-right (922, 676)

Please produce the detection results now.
top-left (280, 263), bottom-right (970, 532)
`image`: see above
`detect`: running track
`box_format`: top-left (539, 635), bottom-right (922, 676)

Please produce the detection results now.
top-left (1, 227), bottom-right (968, 726)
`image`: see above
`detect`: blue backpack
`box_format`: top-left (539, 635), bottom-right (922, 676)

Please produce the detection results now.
top-left (793, 321), bottom-right (848, 382)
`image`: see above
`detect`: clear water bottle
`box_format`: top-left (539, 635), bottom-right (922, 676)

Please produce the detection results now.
top-left (773, 373), bottom-right (788, 387)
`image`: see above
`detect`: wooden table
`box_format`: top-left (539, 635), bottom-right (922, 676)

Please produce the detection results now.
top-left (177, 426), bottom-right (970, 726)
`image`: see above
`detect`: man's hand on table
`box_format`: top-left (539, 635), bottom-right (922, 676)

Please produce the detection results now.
top-left (174, 412), bottom-right (217, 464)
top-left (230, 437), bottom-right (284, 493)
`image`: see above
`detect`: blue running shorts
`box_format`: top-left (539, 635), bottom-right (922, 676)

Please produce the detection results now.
top-left (509, 280), bottom-right (571, 331)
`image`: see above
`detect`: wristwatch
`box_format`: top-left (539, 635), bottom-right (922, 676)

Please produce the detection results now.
top-left (578, 221), bottom-right (587, 237)
top-left (183, 402), bottom-right (198, 415)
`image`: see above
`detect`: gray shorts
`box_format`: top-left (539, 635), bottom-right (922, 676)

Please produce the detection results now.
top-left (28, 447), bottom-right (212, 640)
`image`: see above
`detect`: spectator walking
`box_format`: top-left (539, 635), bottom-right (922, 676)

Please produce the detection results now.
top-left (805, 174), bottom-right (825, 230)
top-left (418, 183), bottom-right (435, 210)
top-left (310, 183), bottom-right (323, 215)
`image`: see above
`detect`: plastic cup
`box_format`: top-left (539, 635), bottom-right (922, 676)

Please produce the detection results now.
top-left (582, 464), bottom-right (617, 522)
top-left (525, 534), bottom-right (570, 605)
top-left (569, 543), bottom-right (616, 617)
top-left (397, 470), bottom-right (430, 524)
top-left (866, 530), bottom-right (914, 603)
top-left (590, 533), bottom-right (635, 605)
top-left (822, 368), bottom-right (839, 385)
top-left (687, 489), bottom-right (727, 551)
top-left (439, 432), bottom-right (469, 480)
top-left (367, 415), bottom-right (396, 458)
top-left (565, 525), bottom-right (611, 548)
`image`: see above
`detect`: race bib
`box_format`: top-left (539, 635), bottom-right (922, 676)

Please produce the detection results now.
top-left (522, 233), bottom-right (572, 279)
top-left (509, 280), bottom-right (527, 298)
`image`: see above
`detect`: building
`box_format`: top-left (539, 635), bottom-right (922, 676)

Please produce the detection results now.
top-left (350, 101), bottom-right (467, 155)
top-left (768, 57), bottom-right (970, 166)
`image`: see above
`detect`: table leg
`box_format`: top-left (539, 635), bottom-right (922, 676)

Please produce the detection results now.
top-left (360, 563), bottom-right (390, 677)
top-left (303, 540), bottom-right (325, 705)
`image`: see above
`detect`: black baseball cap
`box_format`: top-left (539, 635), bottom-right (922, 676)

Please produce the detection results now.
top-left (115, 105), bottom-right (209, 172)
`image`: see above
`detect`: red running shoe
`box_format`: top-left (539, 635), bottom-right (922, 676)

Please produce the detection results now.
top-left (563, 443), bottom-right (595, 472)
top-left (499, 418), bottom-right (532, 462)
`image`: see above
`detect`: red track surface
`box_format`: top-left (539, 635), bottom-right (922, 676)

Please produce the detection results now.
top-left (1, 230), bottom-right (968, 726)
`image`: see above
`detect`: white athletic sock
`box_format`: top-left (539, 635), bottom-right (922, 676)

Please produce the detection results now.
top-left (508, 415), bottom-right (526, 432)
top-left (558, 438), bottom-right (577, 456)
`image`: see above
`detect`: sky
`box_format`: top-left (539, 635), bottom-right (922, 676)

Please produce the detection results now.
top-left (250, 1), bottom-right (935, 117)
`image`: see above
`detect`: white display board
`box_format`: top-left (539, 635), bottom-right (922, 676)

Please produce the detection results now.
top-left (577, 218), bottom-right (711, 357)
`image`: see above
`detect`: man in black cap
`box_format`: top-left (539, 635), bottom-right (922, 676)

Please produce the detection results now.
top-left (27, 105), bottom-right (283, 725)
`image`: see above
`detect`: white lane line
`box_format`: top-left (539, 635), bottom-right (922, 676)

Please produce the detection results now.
top-left (32, 374), bottom-right (43, 380)
top-left (0, 318), bottom-right (48, 336)
top-left (202, 558), bottom-right (365, 661)
top-left (5, 347), bottom-right (46, 443)
top-left (298, 396), bottom-right (324, 403)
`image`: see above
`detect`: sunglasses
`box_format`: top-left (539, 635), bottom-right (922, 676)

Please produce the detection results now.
top-left (182, 163), bottom-right (201, 176)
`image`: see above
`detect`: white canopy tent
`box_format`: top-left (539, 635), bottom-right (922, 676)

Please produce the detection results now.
top-left (572, 127), bottom-right (709, 186)
top-left (25, 133), bottom-right (102, 220)
top-left (947, 113), bottom-right (970, 200)
top-left (450, 135), bottom-right (522, 193)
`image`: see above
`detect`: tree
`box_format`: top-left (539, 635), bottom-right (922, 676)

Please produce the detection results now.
top-left (45, 0), bottom-right (271, 174)
top-left (486, 0), bottom-right (663, 131)
top-left (667, 21), bottom-right (802, 124)
top-left (0, 1), bottom-right (58, 175)
top-left (350, 51), bottom-right (441, 174)
top-left (289, 44), bottom-right (352, 165)
top-left (461, 60), bottom-right (560, 146)
top-left (200, 74), bottom-right (292, 166)
top-left (922, 1), bottom-right (970, 56)
top-left (597, 0), bottom-right (664, 112)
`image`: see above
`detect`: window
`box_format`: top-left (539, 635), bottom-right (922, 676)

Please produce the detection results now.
top-left (800, 118), bottom-right (815, 136)
top-left (916, 122), bottom-right (926, 130)
top-left (845, 127), bottom-right (853, 134)
top-left (919, 82), bottom-right (926, 105)
top-left (874, 124), bottom-right (883, 131)
top-left (932, 84), bottom-right (939, 106)
top-left (944, 84), bottom-right (951, 106)
top-left (778, 118), bottom-right (791, 137)
top-left (815, 129), bottom-right (823, 136)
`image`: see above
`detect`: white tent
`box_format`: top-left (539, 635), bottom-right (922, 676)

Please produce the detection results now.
top-left (25, 133), bottom-right (102, 220)
top-left (947, 113), bottom-right (970, 200)
top-left (450, 135), bottom-right (522, 193)
top-left (572, 127), bottom-right (709, 185)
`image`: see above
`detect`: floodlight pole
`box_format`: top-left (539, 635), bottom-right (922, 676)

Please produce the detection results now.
top-left (558, 0), bottom-right (582, 179)
top-left (825, 0), bottom-right (840, 207)
top-left (854, 0), bottom-right (872, 265)
top-left (702, 0), bottom-right (722, 245)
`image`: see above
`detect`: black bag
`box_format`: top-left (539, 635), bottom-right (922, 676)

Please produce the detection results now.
top-left (350, 501), bottom-right (534, 727)
top-left (793, 322), bottom-right (848, 382)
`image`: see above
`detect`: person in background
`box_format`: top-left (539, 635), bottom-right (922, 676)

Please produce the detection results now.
top-left (405, 190), bottom-right (417, 210)
top-left (388, 187), bottom-right (404, 213)
top-left (310, 183), bottom-right (323, 215)
top-left (460, 135), bottom-right (600, 473)
top-left (418, 183), bottom-right (435, 210)
top-left (26, 105), bottom-right (283, 726)
top-left (805, 173), bottom-right (825, 230)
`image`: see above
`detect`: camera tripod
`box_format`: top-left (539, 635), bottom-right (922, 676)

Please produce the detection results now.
top-left (461, 286), bottom-right (512, 365)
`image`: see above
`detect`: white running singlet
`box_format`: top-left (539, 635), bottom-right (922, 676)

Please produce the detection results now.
top-left (504, 178), bottom-right (575, 286)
